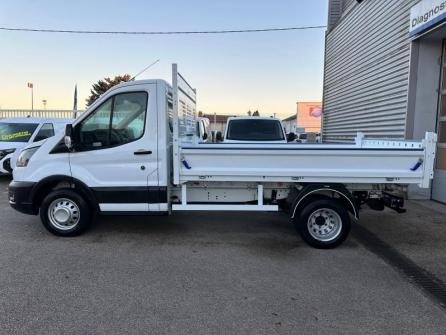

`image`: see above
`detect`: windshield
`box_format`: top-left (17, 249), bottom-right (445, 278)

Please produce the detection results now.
top-left (226, 119), bottom-right (285, 141)
top-left (0, 123), bottom-right (38, 142)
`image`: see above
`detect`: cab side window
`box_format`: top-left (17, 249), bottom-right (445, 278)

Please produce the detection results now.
top-left (34, 123), bottom-right (55, 142)
top-left (77, 92), bottom-right (148, 151)
top-left (110, 93), bottom-right (147, 146)
top-left (78, 99), bottom-right (112, 150)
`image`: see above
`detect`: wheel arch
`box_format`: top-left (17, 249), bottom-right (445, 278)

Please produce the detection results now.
top-left (31, 175), bottom-right (99, 212)
top-left (290, 184), bottom-right (358, 220)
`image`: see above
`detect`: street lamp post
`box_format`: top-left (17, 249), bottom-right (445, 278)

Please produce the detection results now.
top-left (27, 82), bottom-right (34, 111)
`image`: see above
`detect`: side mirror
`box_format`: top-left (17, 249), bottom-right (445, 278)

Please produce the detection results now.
top-left (287, 132), bottom-right (296, 142)
top-left (216, 131), bottom-right (223, 142)
top-left (64, 124), bottom-right (74, 150)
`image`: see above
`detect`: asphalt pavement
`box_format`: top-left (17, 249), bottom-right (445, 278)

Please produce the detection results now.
top-left (1, 176), bottom-right (445, 335)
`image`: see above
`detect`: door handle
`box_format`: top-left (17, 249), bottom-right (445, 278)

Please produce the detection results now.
top-left (134, 150), bottom-right (152, 155)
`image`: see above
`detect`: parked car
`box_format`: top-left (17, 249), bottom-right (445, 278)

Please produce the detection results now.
top-left (0, 118), bottom-right (72, 175)
top-left (223, 116), bottom-right (287, 143)
top-left (196, 117), bottom-right (210, 142)
top-left (296, 132), bottom-right (317, 144)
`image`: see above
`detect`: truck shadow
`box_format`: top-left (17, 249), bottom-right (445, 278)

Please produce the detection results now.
top-left (90, 211), bottom-right (358, 253)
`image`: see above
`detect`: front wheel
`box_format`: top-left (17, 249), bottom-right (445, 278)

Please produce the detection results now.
top-left (294, 198), bottom-right (351, 249)
top-left (40, 189), bottom-right (92, 236)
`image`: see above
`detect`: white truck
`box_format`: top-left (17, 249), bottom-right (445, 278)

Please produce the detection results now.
top-left (8, 65), bottom-right (437, 248)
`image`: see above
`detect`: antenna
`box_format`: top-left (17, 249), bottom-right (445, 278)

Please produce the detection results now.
top-left (131, 59), bottom-right (160, 81)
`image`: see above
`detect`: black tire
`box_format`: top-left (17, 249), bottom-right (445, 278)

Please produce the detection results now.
top-left (293, 198), bottom-right (351, 249)
top-left (40, 189), bottom-right (92, 236)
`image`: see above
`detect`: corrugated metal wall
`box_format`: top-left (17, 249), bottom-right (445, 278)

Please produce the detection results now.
top-left (323, 0), bottom-right (420, 142)
top-left (327, 0), bottom-right (344, 30)
top-left (342, 0), bottom-right (356, 13)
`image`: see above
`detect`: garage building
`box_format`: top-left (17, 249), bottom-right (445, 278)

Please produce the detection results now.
top-left (323, 0), bottom-right (446, 203)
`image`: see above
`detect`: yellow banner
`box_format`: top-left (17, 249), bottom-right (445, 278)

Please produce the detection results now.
top-left (0, 131), bottom-right (32, 141)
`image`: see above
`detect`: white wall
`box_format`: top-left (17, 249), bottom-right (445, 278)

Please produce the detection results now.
top-left (407, 39), bottom-right (442, 140)
top-left (282, 120), bottom-right (296, 134)
top-left (406, 28), bottom-right (444, 200)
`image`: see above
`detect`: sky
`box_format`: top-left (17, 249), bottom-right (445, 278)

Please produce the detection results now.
top-left (0, 0), bottom-right (328, 119)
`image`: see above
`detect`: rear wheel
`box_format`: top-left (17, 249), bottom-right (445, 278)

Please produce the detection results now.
top-left (40, 189), bottom-right (92, 236)
top-left (294, 198), bottom-right (351, 249)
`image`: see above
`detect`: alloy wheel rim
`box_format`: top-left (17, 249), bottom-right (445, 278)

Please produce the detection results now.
top-left (307, 208), bottom-right (342, 242)
top-left (48, 198), bottom-right (80, 230)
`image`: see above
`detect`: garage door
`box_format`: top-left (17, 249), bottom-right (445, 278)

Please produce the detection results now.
top-left (432, 41), bottom-right (446, 203)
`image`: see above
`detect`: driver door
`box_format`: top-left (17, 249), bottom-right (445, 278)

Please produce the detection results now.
top-left (69, 85), bottom-right (159, 212)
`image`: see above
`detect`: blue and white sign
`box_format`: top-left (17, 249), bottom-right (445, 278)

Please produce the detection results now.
top-left (410, 0), bottom-right (446, 37)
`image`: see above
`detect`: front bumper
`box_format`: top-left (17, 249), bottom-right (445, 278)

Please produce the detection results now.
top-left (8, 181), bottom-right (38, 215)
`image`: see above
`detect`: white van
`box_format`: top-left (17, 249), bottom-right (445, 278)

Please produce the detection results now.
top-left (0, 118), bottom-right (72, 175)
top-left (223, 117), bottom-right (287, 143)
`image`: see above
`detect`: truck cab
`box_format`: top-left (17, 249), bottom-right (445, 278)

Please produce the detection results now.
top-left (10, 80), bottom-right (172, 216)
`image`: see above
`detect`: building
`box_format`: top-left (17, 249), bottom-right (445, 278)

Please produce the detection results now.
top-left (323, 0), bottom-right (446, 203)
top-left (282, 115), bottom-right (297, 134)
top-left (0, 109), bottom-right (81, 119)
top-left (282, 102), bottom-right (322, 134)
top-left (296, 102), bottom-right (322, 133)
top-left (198, 112), bottom-right (235, 133)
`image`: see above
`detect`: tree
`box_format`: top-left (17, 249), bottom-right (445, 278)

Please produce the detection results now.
top-left (252, 110), bottom-right (260, 116)
top-left (86, 74), bottom-right (132, 107)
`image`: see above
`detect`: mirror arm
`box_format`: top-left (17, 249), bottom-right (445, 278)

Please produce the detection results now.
top-left (64, 124), bottom-right (75, 151)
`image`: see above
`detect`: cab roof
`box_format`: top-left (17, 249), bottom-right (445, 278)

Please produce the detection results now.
top-left (226, 116), bottom-right (282, 122)
top-left (113, 79), bottom-right (169, 89)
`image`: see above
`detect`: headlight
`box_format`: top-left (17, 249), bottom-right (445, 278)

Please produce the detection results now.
top-left (16, 147), bottom-right (39, 167)
top-left (0, 148), bottom-right (15, 160)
